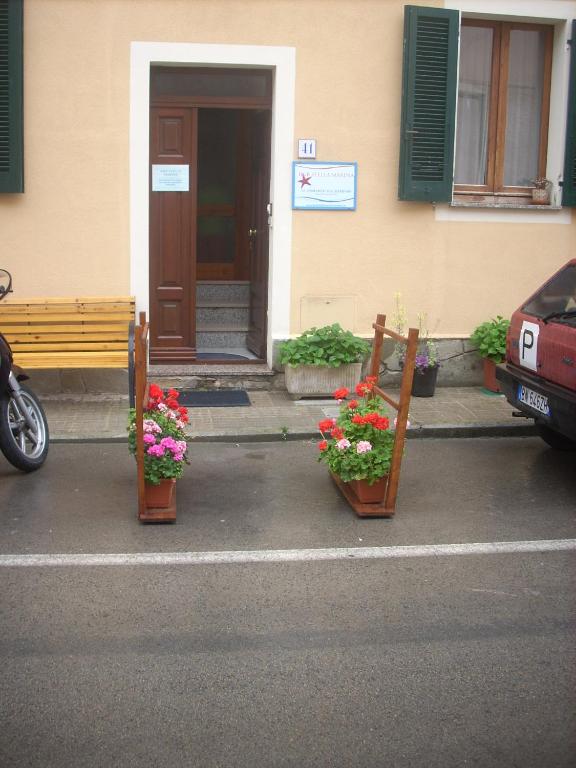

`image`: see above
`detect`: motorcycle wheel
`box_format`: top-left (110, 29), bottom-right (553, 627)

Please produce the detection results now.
top-left (0, 385), bottom-right (49, 471)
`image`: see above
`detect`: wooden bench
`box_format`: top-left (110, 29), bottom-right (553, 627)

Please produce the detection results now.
top-left (0, 296), bottom-right (136, 370)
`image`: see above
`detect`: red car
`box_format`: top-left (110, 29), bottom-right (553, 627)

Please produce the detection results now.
top-left (496, 259), bottom-right (576, 450)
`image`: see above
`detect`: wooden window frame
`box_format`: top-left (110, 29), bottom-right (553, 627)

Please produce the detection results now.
top-left (454, 19), bottom-right (553, 201)
top-left (150, 66), bottom-right (273, 110)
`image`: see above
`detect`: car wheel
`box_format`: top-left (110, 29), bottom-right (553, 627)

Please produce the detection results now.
top-left (536, 424), bottom-right (576, 451)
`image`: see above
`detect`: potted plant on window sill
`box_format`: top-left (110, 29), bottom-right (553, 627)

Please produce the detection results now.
top-left (279, 323), bottom-right (371, 398)
top-left (316, 377), bottom-right (396, 504)
top-left (470, 315), bottom-right (510, 393)
top-left (530, 177), bottom-right (552, 205)
top-left (128, 384), bottom-right (189, 514)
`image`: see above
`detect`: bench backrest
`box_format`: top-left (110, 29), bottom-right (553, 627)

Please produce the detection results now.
top-left (0, 296), bottom-right (136, 368)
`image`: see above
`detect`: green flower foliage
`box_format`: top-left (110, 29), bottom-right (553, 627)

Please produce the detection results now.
top-left (279, 324), bottom-right (370, 368)
top-left (317, 379), bottom-right (395, 485)
top-left (470, 315), bottom-right (510, 363)
top-left (127, 385), bottom-right (189, 485)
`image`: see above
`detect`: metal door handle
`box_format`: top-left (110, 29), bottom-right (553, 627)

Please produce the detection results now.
top-left (249, 229), bottom-right (258, 237)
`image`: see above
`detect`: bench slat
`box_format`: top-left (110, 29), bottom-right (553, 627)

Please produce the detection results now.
top-left (3, 322), bottom-right (131, 333)
top-left (4, 331), bottom-right (130, 343)
top-left (1, 296), bottom-right (134, 306)
top-left (11, 352), bottom-right (129, 369)
top-left (0, 311), bottom-right (135, 323)
top-left (10, 342), bottom-right (128, 352)
top-left (1, 298), bottom-right (134, 308)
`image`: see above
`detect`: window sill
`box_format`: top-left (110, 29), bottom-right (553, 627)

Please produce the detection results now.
top-left (450, 201), bottom-right (562, 211)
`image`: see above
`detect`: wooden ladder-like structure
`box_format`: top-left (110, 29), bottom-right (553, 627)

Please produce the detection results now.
top-left (133, 311), bottom-right (176, 522)
top-left (331, 313), bottom-right (419, 517)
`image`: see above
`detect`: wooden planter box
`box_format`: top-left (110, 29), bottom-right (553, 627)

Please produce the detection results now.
top-left (284, 362), bottom-right (363, 399)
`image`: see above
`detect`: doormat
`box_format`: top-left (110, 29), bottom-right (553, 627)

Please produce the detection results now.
top-left (177, 389), bottom-right (251, 408)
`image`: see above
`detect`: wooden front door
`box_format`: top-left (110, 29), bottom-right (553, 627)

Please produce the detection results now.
top-left (149, 107), bottom-right (197, 363)
top-left (246, 111), bottom-right (271, 359)
top-left (149, 68), bottom-right (272, 364)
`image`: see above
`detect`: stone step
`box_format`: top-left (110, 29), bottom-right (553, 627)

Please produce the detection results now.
top-left (196, 329), bottom-right (249, 348)
top-left (148, 364), bottom-right (280, 391)
top-left (197, 281), bottom-right (250, 303)
top-left (196, 305), bottom-right (250, 326)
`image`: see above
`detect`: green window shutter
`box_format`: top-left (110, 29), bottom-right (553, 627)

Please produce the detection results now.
top-left (562, 21), bottom-right (576, 206)
top-left (398, 5), bottom-right (459, 202)
top-left (0, 0), bottom-right (23, 193)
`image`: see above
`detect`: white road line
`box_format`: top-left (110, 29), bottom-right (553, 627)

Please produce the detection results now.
top-left (0, 539), bottom-right (574, 568)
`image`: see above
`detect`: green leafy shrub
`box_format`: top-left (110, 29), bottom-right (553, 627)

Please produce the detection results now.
top-left (316, 377), bottom-right (395, 484)
top-left (279, 323), bottom-right (370, 368)
top-left (470, 316), bottom-right (510, 363)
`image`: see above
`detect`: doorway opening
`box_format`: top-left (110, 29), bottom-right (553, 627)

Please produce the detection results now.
top-left (149, 67), bottom-right (272, 364)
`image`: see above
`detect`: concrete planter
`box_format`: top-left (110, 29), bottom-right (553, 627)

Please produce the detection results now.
top-left (284, 362), bottom-right (363, 398)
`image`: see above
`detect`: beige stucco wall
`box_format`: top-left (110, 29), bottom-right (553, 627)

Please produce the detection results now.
top-left (1, 0), bottom-right (573, 336)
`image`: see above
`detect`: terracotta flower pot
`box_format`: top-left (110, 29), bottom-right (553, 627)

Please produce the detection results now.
top-left (531, 187), bottom-right (550, 204)
top-left (482, 359), bottom-right (501, 393)
top-left (347, 475), bottom-right (388, 504)
top-left (144, 478), bottom-right (176, 508)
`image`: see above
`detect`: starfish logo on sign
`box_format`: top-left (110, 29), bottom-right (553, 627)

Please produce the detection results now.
top-left (298, 173), bottom-right (312, 189)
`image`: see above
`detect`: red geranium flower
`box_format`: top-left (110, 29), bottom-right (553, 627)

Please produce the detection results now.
top-left (355, 382), bottom-right (369, 396)
top-left (333, 387), bottom-right (349, 400)
top-left (318, 440), bottom-right (328, 452)
top-left (149, 383), bottom-right (164, 399)
top-left (318, 418), bottom-right (335, 433)
top-left (347, 399), bottom-right (359, 410)
top-left (351, 414), bottom-right (365, 424)
top-left (375, 417), bottom-right (390, 430)
top-left (365, 375), bottom-right (378, 385)
top-left (331, 426), bottom-right (344, 440)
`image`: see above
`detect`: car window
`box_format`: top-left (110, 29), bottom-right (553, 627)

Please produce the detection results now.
top-left (522, 263), bottom-right (576, 320)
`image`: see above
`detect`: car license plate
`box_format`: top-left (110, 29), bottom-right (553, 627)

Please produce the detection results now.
top-left (517, 384), bottom-right (550, 416)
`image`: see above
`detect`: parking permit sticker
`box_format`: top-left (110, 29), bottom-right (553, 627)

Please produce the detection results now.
top-left (519, 320), bottom-right (540, 371)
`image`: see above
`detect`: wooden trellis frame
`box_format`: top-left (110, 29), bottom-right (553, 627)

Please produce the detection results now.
top-left (133, 311), bottom-right (176, 522)
top-left (331, 313), bottom-right (419, 517)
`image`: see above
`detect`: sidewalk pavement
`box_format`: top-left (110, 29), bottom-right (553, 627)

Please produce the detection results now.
top-left (40, 386), bottom-right (535, 442)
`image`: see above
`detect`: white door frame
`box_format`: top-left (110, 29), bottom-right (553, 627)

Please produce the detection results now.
top-left (130, 42), bottom-right (295, 366)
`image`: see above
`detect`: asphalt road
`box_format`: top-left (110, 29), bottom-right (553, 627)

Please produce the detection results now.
top-left (0, 438), bottom-right (575, 767)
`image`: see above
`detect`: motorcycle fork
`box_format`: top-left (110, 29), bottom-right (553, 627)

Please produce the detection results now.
top-left (7, 371), bottom-right (39, 434)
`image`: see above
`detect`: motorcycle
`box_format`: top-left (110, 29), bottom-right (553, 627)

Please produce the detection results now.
top-left (0, 269), bottom-right (49, 471)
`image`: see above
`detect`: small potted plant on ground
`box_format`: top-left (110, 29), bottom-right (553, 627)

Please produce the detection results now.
top-left (470, 315), bottom-right (510, 393)
top-left (279, 323), bottom-right (371, 398)
top-left (411, 342), bottom-right (439, 397)
top-left (128, 384), bottom-right (189, 508)
top-left (393, 298), bottom-right (439, 397)
top-left (316, 376), bottom-right (395, 503)
top-left (530, 177), bottom-right (552, 205)
top-left (411, 313), bottom-right (439, 397)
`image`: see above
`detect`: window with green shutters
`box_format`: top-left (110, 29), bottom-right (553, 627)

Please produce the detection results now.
top-left (399, 6), bottom-right (576, 208)
top-left (562, 21), bottom-right (576, 206)
top-left (0, 0), bottom-right (23, 193)
top-left (398, 5), bottom-right (459, 202)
